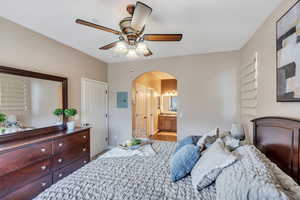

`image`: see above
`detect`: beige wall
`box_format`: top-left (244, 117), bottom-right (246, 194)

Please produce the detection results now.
top-left (0, 17), bottom-right (108, 124)
top-left (240, 0), bottom-right (300, 141)
top-left (108, 51), bottom-right (240, 145)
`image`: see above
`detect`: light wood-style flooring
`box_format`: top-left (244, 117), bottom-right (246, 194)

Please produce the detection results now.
top-left (150, 131), bottom-right (177, 142)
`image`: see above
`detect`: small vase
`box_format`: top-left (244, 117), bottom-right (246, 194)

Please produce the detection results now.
top-left (67, 121), bottom-right (75, 130)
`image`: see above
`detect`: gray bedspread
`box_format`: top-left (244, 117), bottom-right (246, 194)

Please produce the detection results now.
top-left (35, 141), bottom-right (216, 200)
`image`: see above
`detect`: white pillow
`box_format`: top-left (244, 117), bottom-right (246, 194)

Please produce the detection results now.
top-left (196, 128), bottom-right (219, 150)
top-left (216, 145), bottom-right (289, 200)
top-left (191, 139), bottom-right (237, 191)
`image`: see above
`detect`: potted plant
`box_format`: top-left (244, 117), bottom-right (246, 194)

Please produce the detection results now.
top-left (53, 108), bottom-right (64, 125)
top-left (0, 113), bottom-right (7, 133)
top-left (64, 108), bottom-right (77, 130)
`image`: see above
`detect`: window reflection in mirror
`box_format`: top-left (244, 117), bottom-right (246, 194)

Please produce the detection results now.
top-left (161, 96), bottom-right (177, 113)
top-left (0, 73), bottom-right (63, 135)
top-left (169, 96), bottom-right (177, 112)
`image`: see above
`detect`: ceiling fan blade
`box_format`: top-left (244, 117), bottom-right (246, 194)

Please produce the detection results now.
top-left (131, 2), bottom-right (152, 32)
top-left (76, 19), bottom-right (121, 35)
top-left (99, 41), bottom-right (119, 50)
top-left (144, 48), bottom-right (153, 57)
top-left (143, 34), bottom-right (183, 41)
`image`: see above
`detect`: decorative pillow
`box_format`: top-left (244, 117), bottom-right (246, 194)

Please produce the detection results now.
top-left (174, 135), bottom-right (201, 153)
top-left (170, 144), bottom-right (201, 182)
top-left (191, 139), bottom-right (237, 191)
top-left (216, 145), bottom-right (289, 200)
top-left (222, 134), bottom-right (240, 151)
top-left (196, 128), bottom-right (219, 151)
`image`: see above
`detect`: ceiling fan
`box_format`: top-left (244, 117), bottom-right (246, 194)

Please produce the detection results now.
top-left (75, 1), bottom-right (183, 58)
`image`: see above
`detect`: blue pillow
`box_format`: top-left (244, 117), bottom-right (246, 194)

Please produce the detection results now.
top-left (174, 136), bottom-right (201, 153)
top-left (170, 144), bottom-right (201, 182)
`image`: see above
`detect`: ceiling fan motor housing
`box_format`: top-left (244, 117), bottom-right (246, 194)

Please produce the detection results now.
top-left (119, 17), bottom-right (144, 44)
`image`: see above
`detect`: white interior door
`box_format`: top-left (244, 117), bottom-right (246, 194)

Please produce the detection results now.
top-left (135, 84), bottom-right (147, 138)
top-left (81, 78), bottom-right (108, 158)
top-left (146, 89), bottom-right (155, 136)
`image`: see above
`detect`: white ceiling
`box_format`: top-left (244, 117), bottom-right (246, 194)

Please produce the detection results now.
top-left (0, 0), bottom-right (282, 63)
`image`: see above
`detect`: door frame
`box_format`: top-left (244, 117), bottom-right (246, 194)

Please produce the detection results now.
top-left (81, 78), bottom-right (109, 145)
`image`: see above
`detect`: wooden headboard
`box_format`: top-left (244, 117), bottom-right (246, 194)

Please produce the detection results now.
top-left (252, 117), bottom-right (300, 184)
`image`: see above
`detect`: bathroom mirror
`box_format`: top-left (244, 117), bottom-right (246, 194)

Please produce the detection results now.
top-left (0, 66), bottom-right (67, 142)
top-left (161, 96), bottom-right (177, 113)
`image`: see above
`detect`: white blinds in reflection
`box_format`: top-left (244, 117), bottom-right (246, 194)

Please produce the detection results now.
top-left (0, 75), bottom-right (27, 111)
top-left (240, 52), bottom-right (258, 116)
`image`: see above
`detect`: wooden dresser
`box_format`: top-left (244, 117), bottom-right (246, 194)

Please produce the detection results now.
top-left (0, 127), bottom-right (90, 200)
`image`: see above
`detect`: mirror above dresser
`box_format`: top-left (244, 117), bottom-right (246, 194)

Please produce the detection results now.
top-left (0, 66), bottom-right (67, 143)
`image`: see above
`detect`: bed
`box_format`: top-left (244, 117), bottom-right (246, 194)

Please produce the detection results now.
top-left (35, 117), bottom-right (300, 200)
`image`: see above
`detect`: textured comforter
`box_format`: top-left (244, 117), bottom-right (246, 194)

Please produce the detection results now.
top-left (35, 141), bottom-right (216, 200)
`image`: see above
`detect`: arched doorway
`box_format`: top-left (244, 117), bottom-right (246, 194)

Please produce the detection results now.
top-left (132, 71), bottom-right (178, 141)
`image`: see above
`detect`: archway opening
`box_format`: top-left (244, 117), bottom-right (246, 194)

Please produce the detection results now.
top-left (132, 71), bottom-right (177, 142)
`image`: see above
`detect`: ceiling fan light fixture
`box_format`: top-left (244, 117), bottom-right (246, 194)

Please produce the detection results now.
top-left (126, 48), bottom-right (139, 59)
top-left (131, 2), bottom-right (152, 32)
top-left (136, 42), bottom-right (148, 55)
top-left (113, 41), bottom-right (128, 54)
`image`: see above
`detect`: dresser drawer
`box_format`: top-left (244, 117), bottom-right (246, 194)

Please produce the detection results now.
top-left (52, 145), bottom-right (89, 170)
top-left (53, 155), bottom-right (90, 183)
top-left (0, 159), bottom-right (51, 198)
top-left (0, 175), bottom-right (52, 200)
top-left (0, 141), bottom-right (52, 176)
top-left (53, 130), bottom-right (89, 155)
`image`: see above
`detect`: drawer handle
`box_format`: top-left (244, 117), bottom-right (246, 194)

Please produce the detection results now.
top-left (41, 182), bottom-right (47, 187)
top-left (82, 148), bottom-right (87, 152)
top-left (83, 160), bottom-right (87, 164)
top-left (58, 158), bottom-right (63, 163)
top-left (58, 143), bottom-right (63, 147)
top-left (58, 173), bottom-right (63, 178)
top-left (41, 148), bottom-right (46, 152)
top-left (83, 135), bottom-right (87, 139)
top-left (41, 165), bottom-right (47, 170)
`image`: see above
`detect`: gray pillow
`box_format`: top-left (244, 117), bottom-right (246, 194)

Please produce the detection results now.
top-left (191, 139), bottom-right (237, 191)
top-left (222, 134), bottom-right (240, 151)
top-left (216, 145), bottom-right (289, 200)
top-left (196, 128), bottom-right (219, 151)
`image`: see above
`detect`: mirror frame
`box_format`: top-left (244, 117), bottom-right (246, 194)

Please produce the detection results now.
top-left (0, 66), bottom-right (68, 143)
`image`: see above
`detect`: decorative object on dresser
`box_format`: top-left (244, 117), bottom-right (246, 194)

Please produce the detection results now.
top-left (64, 108), bottom-right (78, 130)
top-left (276, 1), bottom-right (300, 102)
top-left (0, 127), bottom-right (90, 200)
top-left (53, 108), bottom-right (64, 125)
top-left (0, 113), bottom-right (6, 133)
